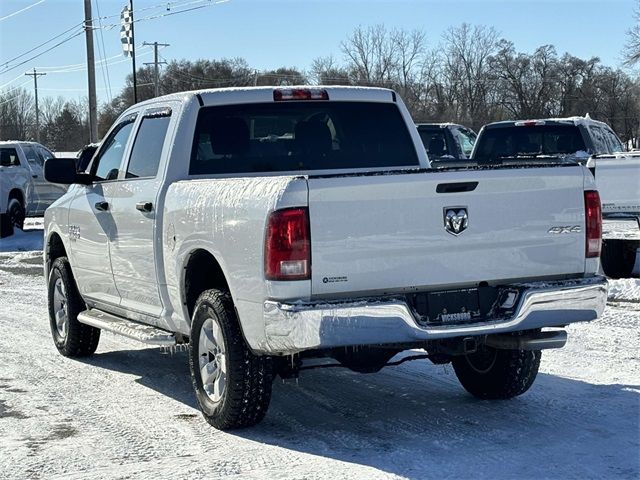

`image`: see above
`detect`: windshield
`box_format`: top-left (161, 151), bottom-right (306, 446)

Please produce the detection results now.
top-left (190, 101), bottom-right (419, 175)
top-left (452, 127), bottom-right (476, 158)
top-left (473, 124), bottom-right (587, 162)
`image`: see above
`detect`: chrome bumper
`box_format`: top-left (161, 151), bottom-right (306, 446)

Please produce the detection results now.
top-left (261, 276), bottom-right (608, 354)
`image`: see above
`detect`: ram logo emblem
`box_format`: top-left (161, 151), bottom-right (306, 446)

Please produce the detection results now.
top-left (444, 207), bottom-right (468, 236)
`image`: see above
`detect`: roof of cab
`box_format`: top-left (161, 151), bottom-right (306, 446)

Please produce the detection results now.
top-left (484, 116), bottom-right (611, 129)
top-left (127, 85), bottom-right (398, 110)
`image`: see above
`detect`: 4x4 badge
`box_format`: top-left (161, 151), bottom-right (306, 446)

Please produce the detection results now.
top-left (444, 207), bottom-right (468, 236)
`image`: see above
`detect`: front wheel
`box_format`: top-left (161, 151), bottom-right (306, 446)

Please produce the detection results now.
top-left (188, 289), bottom-right (273, 429)
top-left (48, 257), bottom-right (100, 357)
top-left (452, 343), bottom-right (541, 400)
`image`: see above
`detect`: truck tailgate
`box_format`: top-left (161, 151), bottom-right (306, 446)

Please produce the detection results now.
top-left (308, 166), bottom-right (587, 296)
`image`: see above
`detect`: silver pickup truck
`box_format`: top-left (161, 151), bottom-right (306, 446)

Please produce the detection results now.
top-left (43, 87), bottom-right (607, 429)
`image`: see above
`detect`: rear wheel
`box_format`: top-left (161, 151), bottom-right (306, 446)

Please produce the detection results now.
top-left (601, 240), bottom-right (637, 279)
top-left (48, 257), bottom-right (100, 357)
top-left (452, 342), bottom-right (541, 400)
top-left (188, 289), bottom-right (273, 429)
top-left (7, 198), bottom-right (25, 230)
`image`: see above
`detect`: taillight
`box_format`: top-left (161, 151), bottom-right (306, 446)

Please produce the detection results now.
top-left (265, 207), bottom-right (311, 280)
top-left (273, 88), bottom-right (329, 101)
top-left (515, 120), bottom-right (546, 126)
top-left (584, 190), bottom-right (602, 258)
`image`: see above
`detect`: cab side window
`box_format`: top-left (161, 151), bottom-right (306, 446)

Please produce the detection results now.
top-left (0, 148), bottom-right (20, 166)
top-left (604, 128), bottom-right (624, 153)
top-left (588, 126), bottom-right (610, 154)
top-left (93, 118), bottom-right (136, 181)
top-left (126, 111), bottom-right (171, 179)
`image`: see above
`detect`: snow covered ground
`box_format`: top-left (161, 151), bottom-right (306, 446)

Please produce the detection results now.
top-left (0, 220), bottom-right (638, 479)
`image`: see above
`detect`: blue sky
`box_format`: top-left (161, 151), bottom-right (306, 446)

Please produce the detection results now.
top-left (0, 0), bottom-right (636, 106)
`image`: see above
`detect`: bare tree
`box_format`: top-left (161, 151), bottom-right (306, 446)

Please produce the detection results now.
top-left (439, 24), bottom-right (501, 128)
top-left (624, 1), bottom-right (640, 65)
top-left (341, 25), bottom-right (399, 85)
top-left (0, 87), bottom-right (34, 141)
top-left (311, 56), bottom-right (351, 85)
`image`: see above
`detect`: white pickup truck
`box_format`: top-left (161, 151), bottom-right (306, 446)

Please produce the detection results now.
top-left (0, 141), bottom-right (66, 231)
top-left (588, 152), bottom-right (640, 277)
top-left (43, 87), bottom-right (607, 429)
top-left (472, 117), bottom-right (640, 277)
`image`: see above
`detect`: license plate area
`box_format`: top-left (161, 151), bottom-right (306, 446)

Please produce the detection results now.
top-left (408, 286), bottom-right (500, 326)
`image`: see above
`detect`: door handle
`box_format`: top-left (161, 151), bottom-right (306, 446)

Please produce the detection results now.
top-left (95, 201), bottom-right (109, 211)
top-left (32, 174), bottom-right (38, 178)
top-left (136, 201), bottom-right (153, 213)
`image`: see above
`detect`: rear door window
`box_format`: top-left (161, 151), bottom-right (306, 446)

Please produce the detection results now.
top-left (126, 109), bottom-right (171, 179)
top-left (418, 129), bottom-right (451, 159)
top-left (190, 101), bottom-right (419, 174)
top-left (473, 124), bottom-right (586, 161)
top-left (21, 144), bottom-right (42, 170)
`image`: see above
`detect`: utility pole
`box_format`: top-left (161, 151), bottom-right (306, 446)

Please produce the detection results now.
top-left (142, 41), bottom-right (169, 97)
top-left (25, 69), bottom-right (46, 142)
top-left (83, 0), bottom-right (98, 143)
top-left (130, 0), bottom-right (138, 103)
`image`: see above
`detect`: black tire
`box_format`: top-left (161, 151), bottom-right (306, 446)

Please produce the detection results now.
top-left (48, 257), bottom-right (100, 357)
top-left (452, 342), bottom-right (541, 400)
top-left (7, 197), bottom-right (25, 231)
top-left (188, 289), bottom-right (273, 430)
top-left (601, 240), bottom-right (637, 279)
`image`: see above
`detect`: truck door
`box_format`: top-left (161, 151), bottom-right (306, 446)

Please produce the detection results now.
top-left (107, 107), bottom-right (173, 319)
top-left (67, 114), bottom-right (137, 308)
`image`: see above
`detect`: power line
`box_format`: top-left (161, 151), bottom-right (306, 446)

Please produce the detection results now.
top-left (0, 30), bottom-right (85, 75)
top-left (0, 22), bottom-right (85, 71)
top-left (94, 0), bottom-right (113, 102)
top-left (97, 0), bottom-right (230, 30)
top-left (0, 0), bottom-right (46, 22)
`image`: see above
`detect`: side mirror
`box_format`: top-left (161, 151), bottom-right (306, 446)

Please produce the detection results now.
top-left (44, 158), bottom-right (92, 185)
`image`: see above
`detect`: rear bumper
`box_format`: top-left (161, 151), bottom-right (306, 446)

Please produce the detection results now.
top-left (261, 276), bottom-right (608, 354)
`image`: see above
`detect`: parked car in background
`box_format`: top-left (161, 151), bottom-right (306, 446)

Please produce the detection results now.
top-left (416, 123), bottom-right (477, 161)
top-left (472, 116), bottom-right (639, 277)
top-left (44, 86), bottom-right (607, 430)
top-left (0, 141), bottom-right (66, 229)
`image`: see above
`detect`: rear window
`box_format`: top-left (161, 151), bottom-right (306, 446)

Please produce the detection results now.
top-left (474, 124), bottom-right (586, 161)
top-left (418, 129), bottom-right (452, 160)
top-left (190, 101), bottom-right (419, 175)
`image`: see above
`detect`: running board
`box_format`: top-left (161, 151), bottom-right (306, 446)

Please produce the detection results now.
top-left (77, 309), bottom-right (177, 346)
